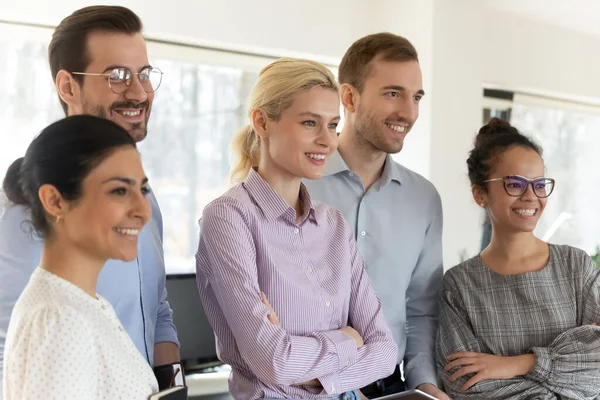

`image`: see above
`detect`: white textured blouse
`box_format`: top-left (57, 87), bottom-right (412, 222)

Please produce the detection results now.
top-left (2, 268), bottom-right (158, 400)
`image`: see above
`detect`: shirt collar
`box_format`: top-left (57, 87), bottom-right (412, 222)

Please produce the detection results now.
top-left (324, 151), bottom-right (404, 186)
top-left (36, 268), bottom-right (105, 312)
top-left (323, 151), bottom-right (350, 176)
top-left (381, 154), bottom-right (404, 185)
top-left (243, 168), bottom-right (319, 225)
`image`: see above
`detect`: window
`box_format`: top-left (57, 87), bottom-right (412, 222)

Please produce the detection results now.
top-left (0, 22), bottom-right (273, 274)
top-left (140, 51), bottom-right (262, 273)
top-left (0, 23), bottom-right (64, 177)
top-left (1, 22), bottom-right (342, 274)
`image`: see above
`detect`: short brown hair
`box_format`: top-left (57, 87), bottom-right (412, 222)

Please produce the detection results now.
top-left (338, 32), bottom-right (418, 92)
top-left (48, 6), bottom-right (143, 115)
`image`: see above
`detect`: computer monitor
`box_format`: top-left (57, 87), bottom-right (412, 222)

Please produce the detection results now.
top-left (166, 273), bottom-right (220, 371)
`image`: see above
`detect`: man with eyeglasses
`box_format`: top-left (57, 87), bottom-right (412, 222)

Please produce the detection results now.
top-left (0, 6), bottom-right (181, 395)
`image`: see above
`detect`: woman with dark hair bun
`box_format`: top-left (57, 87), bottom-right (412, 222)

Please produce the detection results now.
top-left (2, 115), bottom-right (158, 399)
top-left (436, 118), bottom-right (600, 399)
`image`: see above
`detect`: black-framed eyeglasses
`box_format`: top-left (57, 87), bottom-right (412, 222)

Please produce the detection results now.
top-left (483, 175), bottom-right (555, 198)
top-left (71, 66), bottom-right (163, 94)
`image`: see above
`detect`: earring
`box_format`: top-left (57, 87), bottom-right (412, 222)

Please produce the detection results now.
top-left (56, 215), bottom-right (61, 223)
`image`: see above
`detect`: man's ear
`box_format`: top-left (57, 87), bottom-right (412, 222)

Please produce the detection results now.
top-left (340, 83), bottom-right (358, 114)
top-left (55, 70), bottom-right (82, 115)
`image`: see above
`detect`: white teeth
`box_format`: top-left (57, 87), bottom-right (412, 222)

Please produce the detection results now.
top-left (119, 110), bottom-right (141, 117)
top-left (514, 209), bottom-right (536, 216)
top-left (306, 153), bottom-right (326, 160)
top-left (386, 123), bottom-right (406, 133)
top-left (114, 228), bottom-right (140, 236)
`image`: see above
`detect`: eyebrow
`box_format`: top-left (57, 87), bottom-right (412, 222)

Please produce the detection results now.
top-left (102, 65), bottom-right (153, 73)
top-left (382, 85), bottom-right (426, 96)
top-left (102, 177), bottom-right (149, 185)
top-left (298, 112), bottom-right (341, 120)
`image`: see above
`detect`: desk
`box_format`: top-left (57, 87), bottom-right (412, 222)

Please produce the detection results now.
top-left (186, 370), bottom-right (230, 399)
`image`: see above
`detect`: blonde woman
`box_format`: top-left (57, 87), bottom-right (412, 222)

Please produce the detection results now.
top-left (195, 58), bottom-right (397, 400)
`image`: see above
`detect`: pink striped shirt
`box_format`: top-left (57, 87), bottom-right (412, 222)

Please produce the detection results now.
top-left (196, 168), bottom-right (397, 400)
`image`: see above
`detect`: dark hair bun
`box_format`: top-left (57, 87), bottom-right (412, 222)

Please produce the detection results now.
top-left (467, 118), bottom-right (542, 188)
top-left (475, 117), bottom-right (520, 148)
top-left (2, 157), bottom-right (28, 206)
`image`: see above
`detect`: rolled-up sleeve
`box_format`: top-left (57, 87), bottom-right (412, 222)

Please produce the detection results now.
top-left (154, 286), bottom-right (179, 346)
top-left (147, 190), bottom-right (178, 347)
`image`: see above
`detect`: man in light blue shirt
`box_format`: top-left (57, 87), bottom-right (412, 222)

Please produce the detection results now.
top-left (304, 33), bottom-right (447, 399)
top-left (0, 6), bottom-right (179, 394)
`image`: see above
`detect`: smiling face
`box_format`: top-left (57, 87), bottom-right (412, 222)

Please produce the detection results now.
top-left (475, 146), bottom-right (550, 235)
top-left (347, 58), bottom-right (423, 154)
top-left (67, 31), bottom-right (154, 142)
top-left (259, 86), bottom-right (340, 182)
top-left (60, 146), bottom-right (151, 263)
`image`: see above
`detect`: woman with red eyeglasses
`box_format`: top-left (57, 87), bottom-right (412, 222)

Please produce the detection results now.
top-left (436, 118), bottom-right (600, 400)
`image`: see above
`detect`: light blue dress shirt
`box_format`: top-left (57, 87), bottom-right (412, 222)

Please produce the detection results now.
top-left (0, 189), bottom-right (179, 394)
top-left (304, 151), bottom-right (443, 389)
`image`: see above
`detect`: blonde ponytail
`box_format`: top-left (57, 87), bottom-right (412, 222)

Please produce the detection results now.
top-left (230, 124), bottom-right (261, 183)
top-left (229, 57), bottom-right (339, 183)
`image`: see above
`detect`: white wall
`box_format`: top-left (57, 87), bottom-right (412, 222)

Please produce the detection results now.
top-left (0, 0), bottom-right (371, 63)
top-left (429, 0), bottom-right (485, 267)
top-left (482, 7), bottom-right (600, 102)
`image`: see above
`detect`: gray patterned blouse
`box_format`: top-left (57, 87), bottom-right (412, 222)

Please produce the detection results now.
top-left (436, 244), bottom-right (600, 400)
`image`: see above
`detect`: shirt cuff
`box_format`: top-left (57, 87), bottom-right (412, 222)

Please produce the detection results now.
top-left (526, 347), bottom-right (551, 383)
top-left (318, 330), bottom-right (358, 370)
top-left (318, 372), bottom-right (342, 395)
top-left (154, 325), bottom-right (180, 348)
top-left (404, 358), bottom-right (438, 390)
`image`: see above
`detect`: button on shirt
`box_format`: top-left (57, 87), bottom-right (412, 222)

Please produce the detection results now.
top-left (3, 268), bottom-right (158, 400)
top-left (0, 190), bottom-right (179, 396)
top-left (196, 168), bottom-right (398, 400)
top-left (304, 152), bottom-right (444, 389)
